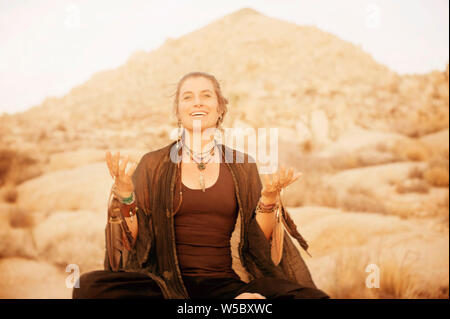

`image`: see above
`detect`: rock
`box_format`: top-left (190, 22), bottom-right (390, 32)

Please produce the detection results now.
top-left (17, 163), bottom-right (112, 213)
top-left (0, 257), bottom-right (72, 298)
top-left (32, 210), bottom-right (105, 273)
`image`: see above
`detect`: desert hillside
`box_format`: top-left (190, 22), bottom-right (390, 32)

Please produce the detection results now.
top-left (0, 8), bottom-right (448, 299)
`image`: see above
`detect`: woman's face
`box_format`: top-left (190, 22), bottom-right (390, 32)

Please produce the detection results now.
top-left (177, 76), bottom-right (220, 133)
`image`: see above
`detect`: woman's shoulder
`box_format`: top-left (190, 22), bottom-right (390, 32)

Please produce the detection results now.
top-left (139, 141), bottom-right (177, 164)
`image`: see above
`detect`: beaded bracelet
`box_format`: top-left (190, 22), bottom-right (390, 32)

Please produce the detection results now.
top-left (120, 201), bottom-right (138, 218)
top-left (112, 184), bottom-right (135, 205)
top-left (255, 200), bottom-right (279, 214)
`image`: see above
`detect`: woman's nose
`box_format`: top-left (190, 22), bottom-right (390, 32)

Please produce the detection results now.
top-left (193, 95), bottom-right (203, 106)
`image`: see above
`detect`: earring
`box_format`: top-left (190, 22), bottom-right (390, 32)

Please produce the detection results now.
top-left (215, 116), bottom-right (223, 143)
top-left (176, 119), bottom-right (182, 149)
top-left (216, 116), bottom-right (223, 128)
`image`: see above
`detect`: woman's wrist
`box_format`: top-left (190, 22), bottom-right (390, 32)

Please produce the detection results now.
top-left (112, 184), bottom-right (135, 204)
top-left (256, 196), bottom-right (279, 214)
top-left (260, 195), bottom-right (277, 206)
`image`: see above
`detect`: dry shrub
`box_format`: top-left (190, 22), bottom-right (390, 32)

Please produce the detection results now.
top-left (375, 142), bottom-right (388, 153)
top-left (393, 139), bottom-right (431, 162)
top-left (357, 150), bottom-right (399, 167)
top-left (0, 148), bottom-right (42, 187)
top-left (331, 153), bottom-right (361, 170)
top-left (384, 201), bottom-right (422, 219)
top-left (424, 157), bottom-right (449, 187)
top-left (32, 211), bottom-right (105, 273)
top-left (301, 140), bottom-right (313, 153)
top-left (408, 166), bottom-right (424, 179)
top-left (420, 192), bottom-right (449, 222)
top-left (326, 246), bottom-right (449, 299)
top-left (395, 178), bottom-right (430, 194)
top-left (2, 185), bottom-right (18, 203)
top-left (339, 185), bottom-right (386, 214)
top-left (8, 206), bottom-right (35, 229)
top-left (425, 167), bottom-right (448, 187)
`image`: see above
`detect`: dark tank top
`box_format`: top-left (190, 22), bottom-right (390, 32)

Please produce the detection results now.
top-left (173, 162), bottom-right (239, 279)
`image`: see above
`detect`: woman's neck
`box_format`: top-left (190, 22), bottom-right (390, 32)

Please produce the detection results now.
top-left (183, 130), bottom-right (216, 154)
top-left (181, 129), bottom-right (221, 163)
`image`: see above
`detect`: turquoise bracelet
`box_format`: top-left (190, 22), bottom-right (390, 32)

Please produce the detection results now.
top-left (120, 192), bottom-right (135, 205)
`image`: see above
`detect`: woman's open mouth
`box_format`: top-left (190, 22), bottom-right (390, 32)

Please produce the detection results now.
top-left (190, 111), bottom-right (208, 118)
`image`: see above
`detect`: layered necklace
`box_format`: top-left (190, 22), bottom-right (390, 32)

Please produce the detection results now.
top-left (182, 139), bottom-right (218, 192)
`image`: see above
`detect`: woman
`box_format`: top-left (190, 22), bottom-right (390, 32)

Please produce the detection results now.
top-left (73, 72), bottom-right (329, 299)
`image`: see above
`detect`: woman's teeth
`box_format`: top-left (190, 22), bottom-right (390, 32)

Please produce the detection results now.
top-left (191, 112), bottom-right (208, 117)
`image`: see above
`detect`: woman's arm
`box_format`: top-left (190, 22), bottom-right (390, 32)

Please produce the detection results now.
top-left (255, 195), bottom-right (278, 241)
top-left (257, 165), bottom-right (302, 242)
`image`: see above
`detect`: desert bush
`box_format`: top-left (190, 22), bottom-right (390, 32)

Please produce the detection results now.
top-left (326, 246), bottom-right (449, 299)
top-left (330, 153), bottom-right (361, 170)
top-left (393, 139), bottom-right (430, 162)
top-left (2, 185), bottom-right (18, 203)
top-left (300, 140), bottom-right (313, 153)
top-left (408, 166), bottom-right (424, 179)
top-left (339, 185), bottom-right (386, 214)
top-left (8, 206), bottom-right (35, 229)
top-left (424, 167), bottom-right (449, 187)
top-left (424, 157), bottom-right (449, 187)
top-left (0, 148), bottom-right (42, 187)
top-left (395, 178), bottom-right (430, 194)
top-left (419, 191), bottom-right (449, 222)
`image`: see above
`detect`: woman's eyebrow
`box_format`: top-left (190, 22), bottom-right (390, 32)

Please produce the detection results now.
top-left (181, 89), bottom-right (213, 96)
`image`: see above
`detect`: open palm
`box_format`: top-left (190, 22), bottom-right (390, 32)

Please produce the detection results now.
top-left (105, 151), bottom-right (137, 196)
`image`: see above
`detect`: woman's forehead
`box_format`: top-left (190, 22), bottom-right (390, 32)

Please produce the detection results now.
top-left (180, 76), bottom-right (214, 93)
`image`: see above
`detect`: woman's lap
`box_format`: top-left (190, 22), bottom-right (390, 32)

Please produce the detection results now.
top-left (73, 271), bottom-right (329, 299)
top-left (187, 276), bottom-right (329, 299)
top-left (236, 277), bottom-right (329, 299)
top-left (72, 270), bottom-right (163, 299)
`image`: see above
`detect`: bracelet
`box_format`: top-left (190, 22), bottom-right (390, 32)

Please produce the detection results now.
top-left (120, 192), bottom-right (135, 205)
top-left (256, 200), bottom-right (279, 214)
top-left (120, 201), bottom-right (138, 218)
top-left (112, 184), bottom-right (135, 205)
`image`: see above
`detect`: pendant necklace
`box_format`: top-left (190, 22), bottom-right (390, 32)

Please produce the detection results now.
top-left (183, 142), bottom-right (217, 192)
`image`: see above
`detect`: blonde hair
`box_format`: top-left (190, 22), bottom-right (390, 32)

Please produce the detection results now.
top-left (173, 72), bottom-right (228, 129)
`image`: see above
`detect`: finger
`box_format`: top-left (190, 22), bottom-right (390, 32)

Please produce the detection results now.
top-left (286, 172), bottom-right (303, 187)
top-left (113, 152), bottom-right (120, 176)
top-left (280, 165), bottom-right (289, 185)
top-left (272, 174), bottom-right (279, 187)
top-left (119, 155), bottom-right (129, 177)
top-left (280, 167), bottom-right (294, 187)
top-left (105, 151), bottom-right (115, 178)
top-left (287, 167), bottom-right (294, 181)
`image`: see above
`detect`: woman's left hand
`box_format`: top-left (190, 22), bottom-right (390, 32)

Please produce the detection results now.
top-left (261, 165), bottom-right (302, 204)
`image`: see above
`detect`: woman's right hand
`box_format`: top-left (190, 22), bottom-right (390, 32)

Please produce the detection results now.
top-left (106, 151), bottom-right (137, 197)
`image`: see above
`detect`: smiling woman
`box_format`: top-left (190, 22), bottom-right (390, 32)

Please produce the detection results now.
top-left (173, 72), bottom-right (228, 134)
top-left (73, 71), bottom-right (328, 300)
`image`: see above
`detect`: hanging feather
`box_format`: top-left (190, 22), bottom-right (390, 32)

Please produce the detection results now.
top-left (279, 195), bottom-right (311, 257)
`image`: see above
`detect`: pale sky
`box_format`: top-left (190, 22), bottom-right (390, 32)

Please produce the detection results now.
top-left (0, 0), bottom-right (448, 115)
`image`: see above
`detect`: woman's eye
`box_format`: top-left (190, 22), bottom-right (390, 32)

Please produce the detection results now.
top-left (183, 96), bottom-right (191, 100)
